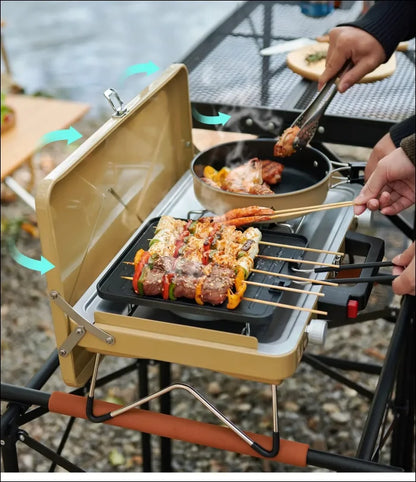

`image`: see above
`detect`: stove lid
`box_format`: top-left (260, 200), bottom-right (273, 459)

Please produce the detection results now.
top-left (36, 64), bottom-right (194, 307)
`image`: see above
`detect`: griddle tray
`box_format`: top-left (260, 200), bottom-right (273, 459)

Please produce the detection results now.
top-left (97, 217), bottom-right (307, 324)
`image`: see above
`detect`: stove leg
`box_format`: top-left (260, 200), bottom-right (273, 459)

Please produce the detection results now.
top-left (390, 302), bottom-right (415, 470)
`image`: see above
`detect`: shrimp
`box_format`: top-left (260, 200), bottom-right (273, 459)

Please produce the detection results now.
top-left (211, 205), bottom-right (274, 223)
top-left (274, 125), bottom-right (300, 157)
top-left (219, 214), bottom-right (273, 227)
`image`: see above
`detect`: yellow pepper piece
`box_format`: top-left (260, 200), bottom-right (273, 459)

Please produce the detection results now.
top-left (134, 248), bottom-right (145, 268)
top-left (195, 279), bottom-right (204, 305)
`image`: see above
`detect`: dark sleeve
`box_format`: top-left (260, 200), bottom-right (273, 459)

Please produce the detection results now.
top-left (338, 1), bottom-right (416, 61)
top-left (390, 116), bottom-right (416, 148)
top-left (400, 134), bottom-right (415, 165)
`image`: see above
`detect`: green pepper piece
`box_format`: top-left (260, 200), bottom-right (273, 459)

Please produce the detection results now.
top-left (168, 282), bottom-right (176, 301)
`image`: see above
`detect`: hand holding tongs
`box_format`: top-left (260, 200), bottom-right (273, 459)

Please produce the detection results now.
top-left (292, 60), bottom-right (353, 151)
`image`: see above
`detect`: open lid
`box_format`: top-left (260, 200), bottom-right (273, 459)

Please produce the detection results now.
top-left (36, 64), bottom-right (194, 307)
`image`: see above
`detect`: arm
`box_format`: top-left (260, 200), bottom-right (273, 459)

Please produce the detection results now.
top-left (364, 117), bottom-right (415, 181)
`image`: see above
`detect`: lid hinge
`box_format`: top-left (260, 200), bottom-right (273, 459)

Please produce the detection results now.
top-left (49, 290), bottom-right (115, 357)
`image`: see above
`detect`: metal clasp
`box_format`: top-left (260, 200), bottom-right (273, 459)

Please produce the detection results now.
top-left (104, 88), bottom-right (127, 118)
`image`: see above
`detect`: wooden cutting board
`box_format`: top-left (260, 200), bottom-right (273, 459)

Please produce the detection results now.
top-left (286, 42), bottom-right (396, 83)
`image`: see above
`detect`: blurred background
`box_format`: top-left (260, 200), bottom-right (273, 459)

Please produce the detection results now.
top-left (1, 1), bottom-right (242, 121)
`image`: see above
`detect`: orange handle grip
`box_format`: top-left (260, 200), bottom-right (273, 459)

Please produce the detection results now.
top-left (49, 391), bottom-right (309, 467)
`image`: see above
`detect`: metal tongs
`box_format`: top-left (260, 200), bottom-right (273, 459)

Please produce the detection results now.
top-left (292, 60), bottom-right (353, 151)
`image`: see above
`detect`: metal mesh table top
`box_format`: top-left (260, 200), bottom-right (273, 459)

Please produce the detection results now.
top-left (184, 1), bottom-right (415, 126)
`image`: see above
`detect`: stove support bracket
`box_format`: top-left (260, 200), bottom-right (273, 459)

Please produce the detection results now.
top-left (85, 353), bottom-right (280, 458)
top-left (49, 291), bottom-right (114, 357)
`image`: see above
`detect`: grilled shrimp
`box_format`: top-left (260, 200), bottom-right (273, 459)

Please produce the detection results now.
top-left (212, 205), bottom-right (275, 223)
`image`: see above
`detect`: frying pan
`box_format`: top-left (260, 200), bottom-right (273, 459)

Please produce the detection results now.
top-left (191, 139), bottom-right (333, 219)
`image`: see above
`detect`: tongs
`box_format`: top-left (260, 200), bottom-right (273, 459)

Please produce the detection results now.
top-left (292, 60), bottom-right (353, 151)
top-left (291, 259), bottom-right (398, 284)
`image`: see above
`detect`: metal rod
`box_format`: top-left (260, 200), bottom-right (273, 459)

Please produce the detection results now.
top-left (138, 360), bottom-right (152, 472)
top-left (1, 383), bottom-right (50, 409)
top-left (310, 355), bottom-right (382, 375)
top-left (301, 354), bottom-right (374, 400)
top-left (159, 361), bottom-right (172, 472)
top-left (3, 176), bottom-right (36, 211)
top-left (307, 449), bottom-right (401, 472)
top-left (389, 304), bottom-right (415, 470)
top-left (357, 295), bottom-right (413, 460)
top-left (17, 430), bottom-right (84, 472)
top-left (48, 416), bottom-right (77, 472)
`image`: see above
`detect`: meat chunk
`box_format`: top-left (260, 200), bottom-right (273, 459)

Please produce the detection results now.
top-left (201, 264), bottom-right (235, 305)
top-left (259, 159), bottom-right (284, 185)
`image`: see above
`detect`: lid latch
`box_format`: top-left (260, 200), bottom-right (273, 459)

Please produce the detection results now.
top-left (104, 88), bottom-right (127, 118)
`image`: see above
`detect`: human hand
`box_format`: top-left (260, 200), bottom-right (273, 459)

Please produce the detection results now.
top-left (365, 133), bottom-right (396, 181)
top-left (392, 242), bottom-right (415, 296)
top-left (318, 26), bottom-right (386, 93)
top-left (354, 147), bottom-right (415, 216)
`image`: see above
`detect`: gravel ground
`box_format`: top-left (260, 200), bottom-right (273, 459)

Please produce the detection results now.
top-left (0, 133), bottom-right (412, 475)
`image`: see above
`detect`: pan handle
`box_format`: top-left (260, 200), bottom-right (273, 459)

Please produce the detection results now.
top-left (330, 161), bottom-right (366, 188)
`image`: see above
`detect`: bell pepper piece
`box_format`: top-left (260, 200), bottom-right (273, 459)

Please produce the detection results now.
top-left (195, 279), bottom-right (204, 305)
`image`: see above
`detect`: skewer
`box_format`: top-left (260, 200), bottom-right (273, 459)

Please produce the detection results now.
top-left (256, 255), bottom-right (338, 268)
top-left (271, 200), bottom-right (354, 217)
top-left (243, 297), bottom-right (327, 316)
top-left (258, 241), bottom-right (343, 257)
top-left (121, 276), bottom-right (324, 297)
top-left (251, 268), bottom-right (338, 286)
top-left (124, 256), bottom-right (338, 268)
top-left (245, 280), bottom-right (324, 297)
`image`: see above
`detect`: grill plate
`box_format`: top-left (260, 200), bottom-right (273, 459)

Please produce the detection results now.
top-left (96, 217), bottom-right (307, 325)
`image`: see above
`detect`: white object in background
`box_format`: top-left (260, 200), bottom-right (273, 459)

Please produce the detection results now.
top-left (260, 37), bottom-right (316, 56)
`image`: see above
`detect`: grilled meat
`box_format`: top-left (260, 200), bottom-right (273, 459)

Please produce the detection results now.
top-left (259, 159), bottom-right (284, 185)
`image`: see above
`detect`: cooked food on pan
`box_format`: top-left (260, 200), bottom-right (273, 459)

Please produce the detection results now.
top-left (201, 158), bottom-right (284, 195)
top-left (130, 215), bottom-right (262, 309)
top-left (274, 125), bottom-right (300, 157)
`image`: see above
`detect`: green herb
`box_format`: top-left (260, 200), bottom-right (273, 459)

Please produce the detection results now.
top-left (305, 51), bottom-right (327, 64)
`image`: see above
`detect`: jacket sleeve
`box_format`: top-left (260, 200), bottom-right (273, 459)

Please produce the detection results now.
top-left (400, 133), bottom-right (415, 166)
top-left (338, 1), bottom-right (416, 61)
top-left (390, 116), bottom-right (416, 148)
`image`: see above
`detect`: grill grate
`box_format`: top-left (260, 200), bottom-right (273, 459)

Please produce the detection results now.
top-left (186, 1), bottom-right (415, 124)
